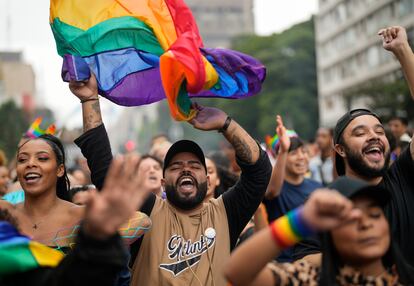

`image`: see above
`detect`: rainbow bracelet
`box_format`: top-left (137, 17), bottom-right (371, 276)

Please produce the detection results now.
top-left (270, 207), bottom-right (315, 249)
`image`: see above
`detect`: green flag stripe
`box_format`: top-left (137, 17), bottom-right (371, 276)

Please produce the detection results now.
top-left (0, 244), bottom-right (39, 275)
top-left (51, 16), bottom-right (164, 57)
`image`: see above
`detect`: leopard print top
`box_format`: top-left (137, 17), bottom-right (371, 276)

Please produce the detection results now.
top-left (268, 260), bottom-right (401, 286)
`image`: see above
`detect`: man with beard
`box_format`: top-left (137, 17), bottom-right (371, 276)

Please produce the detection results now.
top-left (293, 26), bottom-right (414, 267)
top-left (69, 76), bottom-right (271, 285)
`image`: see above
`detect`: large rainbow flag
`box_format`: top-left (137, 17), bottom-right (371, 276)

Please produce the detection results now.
top-left (50, 0), bottom-right (266, 121)
top-left (0, 222), bottom-right (63, 276)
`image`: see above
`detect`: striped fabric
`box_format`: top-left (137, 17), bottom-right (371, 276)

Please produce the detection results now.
top-left (0, 222), bottom-right (63, 276)
top-left (50, 0), bottom-right (266, 120)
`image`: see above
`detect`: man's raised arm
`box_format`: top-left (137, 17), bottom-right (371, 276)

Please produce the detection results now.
top-left (69, 74), bottom-right (111, 190)
top-left (189, 103), bottom-right (272, 248)
top-left (379, 26), bottom-right (414, 158)
top-left (69, 73), bottom-right (103, 133)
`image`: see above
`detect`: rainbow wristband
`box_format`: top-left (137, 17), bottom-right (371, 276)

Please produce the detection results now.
top-left (270, 207), bottom-right (315, 249)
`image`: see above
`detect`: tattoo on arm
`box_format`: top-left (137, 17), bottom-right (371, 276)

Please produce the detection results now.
top-left (223, 119), bottom-right (259, 164)
top-left (91, 101), bottom-right (101, 115)
top-left (230, 134), bottom-right (253, 163)
top-left (83, 101), bottom-right (103, 132)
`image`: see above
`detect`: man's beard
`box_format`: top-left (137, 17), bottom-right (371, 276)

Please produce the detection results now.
top-left (343, 143), bottom-right (390, 179)
top-left (165, 180), bottom-right (208, 211)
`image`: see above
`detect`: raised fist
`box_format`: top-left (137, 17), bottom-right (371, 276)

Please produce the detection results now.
top-left (378, 26), bottom-right (409, 53)
top-left (302, 189), bottom-right (362, 231)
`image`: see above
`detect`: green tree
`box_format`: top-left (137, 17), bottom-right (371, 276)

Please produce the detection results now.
top-left (344, 75), bottom-right (414, 121)
top-left (201, 18), bottom-right (318, 140)
top-left (0, 100), bottom-right (29, 160)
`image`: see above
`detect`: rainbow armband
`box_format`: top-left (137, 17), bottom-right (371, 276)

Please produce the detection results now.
top-left (270, 207), bottom-right (315, 249)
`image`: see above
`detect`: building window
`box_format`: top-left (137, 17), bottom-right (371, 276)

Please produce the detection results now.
top-left (398, 0), bottom-right (414, 17)
top-left (367, 46), bottom-right (379, 68)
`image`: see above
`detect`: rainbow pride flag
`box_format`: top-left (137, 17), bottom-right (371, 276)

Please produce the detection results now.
top-left (25, 117), bottom-right (56, 139)
top-left (265, 130), bottom-right (298, 155)
top-left (50, 0), bottom-right (266, 121)
top-left (0, 222), bottom-right (63, 276)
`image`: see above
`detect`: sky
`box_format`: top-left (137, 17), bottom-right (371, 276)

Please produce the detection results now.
top-left (0, 0), bottom-right (318, 128)
top-left (254, 0), bottom-right (318, 35)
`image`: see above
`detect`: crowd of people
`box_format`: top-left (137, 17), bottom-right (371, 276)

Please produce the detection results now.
top-left (1, 26), bottom-right (414, 285)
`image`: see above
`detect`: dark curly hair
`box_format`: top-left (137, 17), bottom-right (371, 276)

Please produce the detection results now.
top-left (18, 134), bottom-right (70, 201)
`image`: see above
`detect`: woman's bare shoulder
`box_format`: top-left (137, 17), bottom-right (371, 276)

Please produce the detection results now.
top-left (60, 199), bottom-right (85, 221)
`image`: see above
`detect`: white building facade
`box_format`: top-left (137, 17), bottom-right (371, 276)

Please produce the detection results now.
top-left (315, 0), bottom-right (414, 126)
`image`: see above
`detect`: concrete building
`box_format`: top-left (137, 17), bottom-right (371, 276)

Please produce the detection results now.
top-left (315, 0), bottom-right (414, 126)
top-left (186, 0), bottom-right (255, 48)
top-left (0, 51), bottom-right (36, 112)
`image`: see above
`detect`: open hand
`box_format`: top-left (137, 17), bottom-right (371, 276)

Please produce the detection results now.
top-left (276, 115), bottom-right (290, 153)
top-left (378, 26), bottom-right (409, 53)
top-left (188, 103), bottom-right (228, 131)
top-left (83, 154), bottom-right (150, 239)
top-left (302, 189), bottom-right (362, 231)
top-left (69, 73), bottom-right (99, 102)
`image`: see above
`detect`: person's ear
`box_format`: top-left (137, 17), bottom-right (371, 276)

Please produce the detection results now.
top-left (161, 178), bottom-right (166, 188)
top-left (57, 164), bottom-right (65, 178)
top-left (334, 144), bottom-right (346, 158)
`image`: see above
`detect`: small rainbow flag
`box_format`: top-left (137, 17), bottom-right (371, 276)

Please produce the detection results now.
top-left (265, 130), bottom-right (298, 154)
top-left (25, 117), bottom-right (56, 139)
top-left (50, 0), bottom-right (266, 121)
top-left (0, 222), bottom-right (63, 276)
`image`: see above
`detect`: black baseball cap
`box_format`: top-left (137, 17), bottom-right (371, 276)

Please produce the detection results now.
top-left (163, 140), bottom-right (207, 176)
top-left (333, 109), bottom-right (382, 175)
top-left (329, 176), bottom-right (390, 207)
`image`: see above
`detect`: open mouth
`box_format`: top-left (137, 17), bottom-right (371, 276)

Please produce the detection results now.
top-left (24, 172), bottom-right (42, 184)
top-left (178, 176), bottom-right (196, 192)
top-left (363, 145), bottom-right (384, 162)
